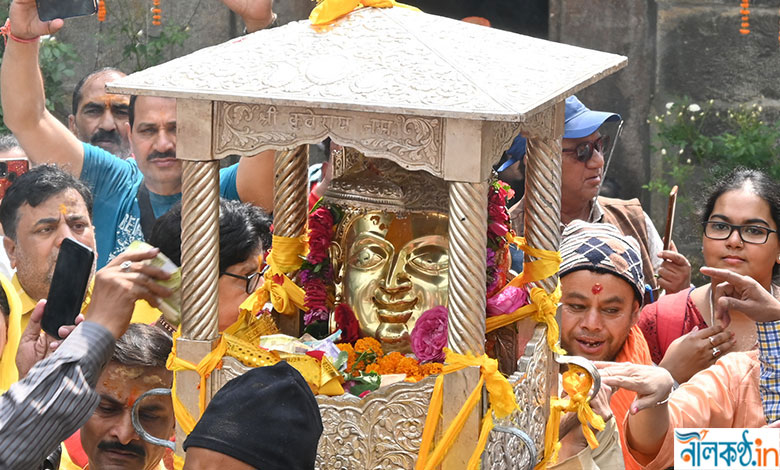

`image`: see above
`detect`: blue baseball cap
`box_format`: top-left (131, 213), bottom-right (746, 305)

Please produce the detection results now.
top-left (497, 134), bottom-right (527, 172)
top-left (564, 95), bottom-right (621, 139)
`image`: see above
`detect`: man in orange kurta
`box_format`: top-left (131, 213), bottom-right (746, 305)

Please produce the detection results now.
top-left (556, 221), bottom-right (654, 470)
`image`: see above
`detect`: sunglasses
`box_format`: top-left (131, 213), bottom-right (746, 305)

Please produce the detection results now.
top-left (562, 135), bottom-right (610, 163)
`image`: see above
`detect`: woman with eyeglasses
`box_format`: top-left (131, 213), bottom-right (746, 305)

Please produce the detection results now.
top-left (639, 168), bottom-right (780, 384)
top-left (150, 199), bottom-right (272, 332)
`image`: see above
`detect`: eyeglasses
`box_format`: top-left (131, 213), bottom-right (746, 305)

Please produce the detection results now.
top-left (702, 221), bottom-right (778, 245)
top-left (220, 271), bottom-right (262, 294)
top-left (562, 135), bottom-right (610, 163)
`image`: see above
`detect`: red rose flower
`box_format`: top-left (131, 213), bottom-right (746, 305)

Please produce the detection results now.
top-left (334, 303), bottom-right (360, 343)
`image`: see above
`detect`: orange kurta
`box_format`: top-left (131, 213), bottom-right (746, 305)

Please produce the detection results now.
top-left (611, 325), bottom-right (654, 470)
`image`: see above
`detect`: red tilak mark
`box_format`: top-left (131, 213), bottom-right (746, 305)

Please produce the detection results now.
top-left (591, 283), bottom-right (603, 295)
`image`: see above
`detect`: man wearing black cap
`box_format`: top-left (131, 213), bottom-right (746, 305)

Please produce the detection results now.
top-left (182, 362), bottom-right (323, 470)
top-left (508, 95), bottom-right (692, 298)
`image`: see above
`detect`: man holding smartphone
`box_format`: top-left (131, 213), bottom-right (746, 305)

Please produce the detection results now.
top-left (1, 0), bottom-right (277, 269)
top-left (0, 247), bottom-right (174, 470)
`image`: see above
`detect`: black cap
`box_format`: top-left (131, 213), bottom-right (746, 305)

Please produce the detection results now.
top-left (183, 362), bottom-right (323, 470)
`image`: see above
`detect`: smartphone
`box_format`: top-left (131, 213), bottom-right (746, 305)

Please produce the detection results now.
top-left (41, 238), bottom-right (94, 339)
top-left (36, 0), bottom-right (97, 22)
top-left (663, 185), bottom-right (678, 251)
top-left (0, 159), bottom-right (29, 199)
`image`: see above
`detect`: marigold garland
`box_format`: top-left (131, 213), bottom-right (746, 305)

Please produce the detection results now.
top-left (97, 0), bottom-right (106, 22)
top-left (740, 0), bottom-right (750, 35)
top-left (152, 0), bottom-right (162, 26)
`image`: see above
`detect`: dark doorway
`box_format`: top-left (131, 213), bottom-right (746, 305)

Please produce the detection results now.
top-left (408, 0), bottom-right (548, 38)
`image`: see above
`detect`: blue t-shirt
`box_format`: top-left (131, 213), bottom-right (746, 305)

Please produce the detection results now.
top-left (80, 143), bottom-right (240, 268)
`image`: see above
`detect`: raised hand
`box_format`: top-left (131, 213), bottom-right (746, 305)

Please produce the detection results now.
top-left (86, 248), bottom-right (172, 339)
top-left (656, 241), bottom-right (691, 294)
top-left (15, 300), bottom-right (84, 379)
top-left (702, 266), bottom-right (780, 325)
top-left (219, 0), bottom-right (275, 33)
top-left (658, 324), bottom-right (735, 383)
top-left (8, 0), bottom-right (65, 40)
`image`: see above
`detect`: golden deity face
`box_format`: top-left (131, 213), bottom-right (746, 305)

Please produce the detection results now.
top-left (342, 211), bottom-right (449, 353)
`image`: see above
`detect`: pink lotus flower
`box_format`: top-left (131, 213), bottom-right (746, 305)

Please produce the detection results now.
top-left (486, 286), bottom-right (529, 317)
top-left (410, 306), bottom-right (449, 363)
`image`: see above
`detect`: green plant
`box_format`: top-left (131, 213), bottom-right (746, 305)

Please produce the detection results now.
top-left (99, 0), bottom-right (191, 72)
top-left (647, 98), bottom-right (780, 283)
top-left (647, 98), bottom-right (780, 194)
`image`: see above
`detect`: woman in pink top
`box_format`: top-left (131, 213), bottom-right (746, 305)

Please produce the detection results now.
top-left (639, 169), bottom-right (780, 383)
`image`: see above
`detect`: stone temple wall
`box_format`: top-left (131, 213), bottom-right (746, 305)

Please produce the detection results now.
top-left (551, 0), bottom-right (780, 222)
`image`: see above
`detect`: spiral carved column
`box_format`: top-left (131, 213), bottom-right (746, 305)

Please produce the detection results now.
top-left (447, 181), bottom-right (488, 355)
top-left (274, 146), bottom-right (309, 238)
top-left (524, 110), bottom-right (564, 294)
top-left (180, 160), bottom-right (221, 340)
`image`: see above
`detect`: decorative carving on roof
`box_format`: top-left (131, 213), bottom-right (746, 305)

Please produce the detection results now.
top-left (214, 102), bottom-right (444, 175)
top-left (483, 120), bottom-right (523, 166)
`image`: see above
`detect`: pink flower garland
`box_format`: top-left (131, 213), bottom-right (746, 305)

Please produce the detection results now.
top-left (301, 205), bottom-right (337, 326)
top-left (486, 180), bottom-right (514, 297)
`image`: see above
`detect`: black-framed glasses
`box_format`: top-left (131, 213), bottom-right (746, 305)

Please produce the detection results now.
top-left (220, 271), bottom-right (262, 294)
top-left (702, 221), bottom-right (778, 245)
top-left (562, 135), bottom-right (610, 163)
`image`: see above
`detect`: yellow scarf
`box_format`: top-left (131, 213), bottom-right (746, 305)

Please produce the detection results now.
top-left (0, 274), bottom-right (23, 392)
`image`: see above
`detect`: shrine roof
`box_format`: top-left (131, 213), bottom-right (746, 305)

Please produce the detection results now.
top-left (107, 7), bottom-right (626, 122)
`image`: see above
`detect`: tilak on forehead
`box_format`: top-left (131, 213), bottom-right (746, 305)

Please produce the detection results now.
top-left (59, 204), bottom-right (68, 216)
top-left (85, 94), bottom-right (130, 107)
top-left (591, 283), bottom-right (603, 295)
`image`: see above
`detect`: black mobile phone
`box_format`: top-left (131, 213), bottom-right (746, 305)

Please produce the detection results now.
top-left (36, 0), bottom-right (98, 22)
top-left (41, 237), bottom-right (94, 339)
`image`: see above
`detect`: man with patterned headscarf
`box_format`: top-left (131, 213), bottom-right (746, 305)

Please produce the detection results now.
top-left (555, 220), bottom-right (653, 470)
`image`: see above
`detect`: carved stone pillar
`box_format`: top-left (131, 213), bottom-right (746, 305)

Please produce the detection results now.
top-left (442, 180), bottom-right (487, 469)
top-left (522, 103), bottom-right (565, 293)
top-left (174, 159), bottom-right (221, 454)
top-left (272, 145), bottom-right (309, 335)
top-left (447, 180), bottom-right (488, 355)
top-left (273, 145), bottom-right (309, 237)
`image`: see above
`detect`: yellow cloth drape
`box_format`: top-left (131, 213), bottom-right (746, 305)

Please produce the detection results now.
top-left (538, 364), bottom-right (605, 469)
top-left (166, 330), bottom-right (227, 435)
top-left (416, 349), bottom-right (518, 470)
top-left (486, 235), bottom-right (565, 355)
top-left (309, 0), bottom-right (419, 26)
top-left (260, 235), bottom-right (306, 316)
top-left (0, 274), bottom-right (23, 392)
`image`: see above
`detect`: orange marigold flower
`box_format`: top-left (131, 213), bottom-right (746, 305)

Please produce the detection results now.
top-left (377, 351), bottom-right (403, 372)
top-left (354, 337), bottom-right (384, 358)
top-left (365, 363), bottom-right (380, 374)
top-left (97, 0), bottom-right (106, 22)
top-left (420, 362), bottom-right (443, 376)
top-left (397, 356), bottom-right (421, 376)
top-left (337, 343), bottom-right (356, 369)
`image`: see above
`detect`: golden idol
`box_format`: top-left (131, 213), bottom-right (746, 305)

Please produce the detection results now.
top-left (325, 153), bottom-right (449, 353)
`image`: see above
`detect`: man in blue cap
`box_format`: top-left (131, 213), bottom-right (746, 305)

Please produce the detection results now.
top-left (507, 96), bottom-right (691, 297)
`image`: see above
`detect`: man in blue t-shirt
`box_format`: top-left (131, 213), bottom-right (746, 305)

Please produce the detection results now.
top-left (2, 1), bottom-right (276, 269)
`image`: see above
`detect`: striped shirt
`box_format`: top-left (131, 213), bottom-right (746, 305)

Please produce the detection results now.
top-left (0, 322), bottom-right (115, 469)
top-left (758, 319), bottom-right (780, 423)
